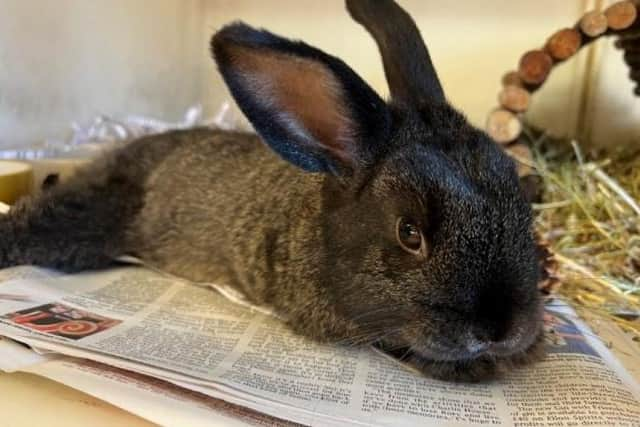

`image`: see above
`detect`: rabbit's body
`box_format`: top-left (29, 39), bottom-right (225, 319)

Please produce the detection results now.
top-left (1, 129), bottom-right (339, 335)
top-left (1, 0), bottom-right (546, 381)
top-left (2, 128), bottom-right (365, 342)
top-left (120, 128), bottom-right (337, 338)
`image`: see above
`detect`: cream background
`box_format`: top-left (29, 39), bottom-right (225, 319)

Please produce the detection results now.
top-left (584, 36), bottom-right (640, 146)
top-left (0, 0), bottom-right (637, 151)
top-left (0, 372), bottom-right (152, 427)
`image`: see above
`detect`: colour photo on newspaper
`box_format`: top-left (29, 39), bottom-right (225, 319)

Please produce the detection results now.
top-left (0, 266), bottom-right (638, 427)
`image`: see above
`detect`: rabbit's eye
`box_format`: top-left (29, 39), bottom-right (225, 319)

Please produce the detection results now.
top-left (396, 217), bottom-right (424, 255)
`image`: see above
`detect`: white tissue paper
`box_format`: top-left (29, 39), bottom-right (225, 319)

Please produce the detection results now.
top-left (0, 102), bottom-right (245, 161)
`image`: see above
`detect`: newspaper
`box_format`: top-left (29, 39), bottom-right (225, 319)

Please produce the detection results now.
top-left (0, 265), bottom-right (639, 427)
top-left (0, 337), bottom-right (297, 427)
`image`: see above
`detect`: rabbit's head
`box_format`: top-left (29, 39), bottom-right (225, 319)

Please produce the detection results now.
top-left (211, 0), bottom-right (543, 381)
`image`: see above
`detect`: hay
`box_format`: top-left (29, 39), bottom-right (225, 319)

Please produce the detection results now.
top-left (520, 129), bottom-right (640, 342)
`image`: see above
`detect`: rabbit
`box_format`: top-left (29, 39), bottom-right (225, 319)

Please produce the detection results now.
top-left (0, 0), bottom-right (544, 381)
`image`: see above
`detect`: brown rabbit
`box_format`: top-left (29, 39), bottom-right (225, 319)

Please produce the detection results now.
top-left (0, 0), bottom-right (544, 381)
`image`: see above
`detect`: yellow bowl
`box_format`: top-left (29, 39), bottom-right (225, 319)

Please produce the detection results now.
top-left (0, 160), bottom-right (33, 204)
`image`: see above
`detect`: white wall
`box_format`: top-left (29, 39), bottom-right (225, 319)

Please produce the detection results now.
top-left (0, 0), bottom-right (636, 150)
top-left (0, 0), bottom-right (207, 149)
top-left (201, 0), bottom-right (590, 138)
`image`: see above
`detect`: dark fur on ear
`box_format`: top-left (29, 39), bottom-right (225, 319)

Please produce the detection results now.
top-left (211, 22), bottom-right (390, 174)
top-left (347, 0), bottom-right (444, 107)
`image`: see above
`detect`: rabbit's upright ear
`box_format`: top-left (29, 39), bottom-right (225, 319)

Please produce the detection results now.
top-left (211, 23), bottom-right (390, 175)
top-left (347, 0), bottom-right (445, 108)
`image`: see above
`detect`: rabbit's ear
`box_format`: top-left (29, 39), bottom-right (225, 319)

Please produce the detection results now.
top-left (346, 0), bottom-right (444, 108)
top-left (211, 23), bottom-right (390, 175)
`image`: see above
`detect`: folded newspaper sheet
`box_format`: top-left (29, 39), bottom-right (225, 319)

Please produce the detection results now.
top-left (0, 265), bottom-right (638, 426)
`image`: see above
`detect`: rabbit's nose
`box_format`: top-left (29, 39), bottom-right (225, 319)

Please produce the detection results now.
top-left (465, 339), bottom-right (491, 355)
top-left (472, 322), bottom-right (510, 345)
top-left (474, 286), bottom-right (516, 343)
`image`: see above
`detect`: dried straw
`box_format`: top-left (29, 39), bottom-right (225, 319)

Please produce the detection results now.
top-left (523, 130), bottom-right (640, 342)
